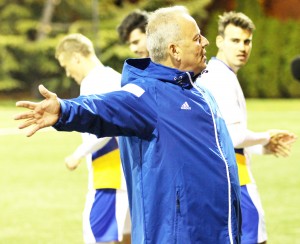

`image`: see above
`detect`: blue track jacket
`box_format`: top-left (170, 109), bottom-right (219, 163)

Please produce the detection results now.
top-left (53, 58), bottom-right (241, 244)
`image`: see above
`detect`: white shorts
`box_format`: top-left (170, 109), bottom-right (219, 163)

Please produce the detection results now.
top-left (82, 189), bottom-right (130, 244)
top-left (241, 184), bottom-right (267, 243)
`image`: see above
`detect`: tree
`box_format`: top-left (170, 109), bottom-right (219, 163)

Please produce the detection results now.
top-left (37, 0), bottom-right (60, 41)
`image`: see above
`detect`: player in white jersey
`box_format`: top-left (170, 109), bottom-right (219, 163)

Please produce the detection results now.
top-left (55, 33), bottom-right (130, 244)
top-left (197, 12), bottom-right (296, 244)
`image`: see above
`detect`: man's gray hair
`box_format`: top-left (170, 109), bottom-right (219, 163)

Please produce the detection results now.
top-left (146, 6), bottom-right (189, 62)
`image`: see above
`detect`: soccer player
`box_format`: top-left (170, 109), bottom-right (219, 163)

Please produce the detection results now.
top-left (197, 11), bottom-right (296, 244)
top-left (55, 33), bottom-right (129, 244)
top-left (117, 9), bottom-right (149, 58)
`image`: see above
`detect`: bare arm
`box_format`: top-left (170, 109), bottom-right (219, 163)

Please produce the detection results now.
top-left (65, 136), bottom-right (111, 170)
top-left (227, 123), bottom-right (270, 148)
top-left (227, 123), bottom-right (297, 157)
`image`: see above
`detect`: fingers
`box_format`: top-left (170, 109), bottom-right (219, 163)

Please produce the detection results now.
top-left (39, 85), bottom-right (57, 100)
top-left (280, 134), bottom-right (297, 142)
top-left (287, 138), bottom-right (297, 144)
top-left (18, 118), bottom-right (36, 129)
top-left (15, 101), bottom-right (38, 110)
top-left (14, 107), bottom-right (44, 121)
top-left (25, 125), bottom-right (41, 137)
top-left (275, 136), bottom-right (297, 157)
top-left (14, 85), bottom-right (60, 137)
top-left (273, 143), bottom-right (291, 157)
top-left (266, 143), bottom-right (290, 157)
top-left (279, 137), bottom-right (297, 145)
top-left (266, 131), bottom-right (297, 158)
top-left (269, 130), bottom-right (297, 140)
top-left (265, 144), bottom-right (288, 157)
top-left (15, 85), bottom-right (55, 109)
top-left (14, 101), bottom-right (39, 121)
top-left (14, 111), bottom-right (35, 121)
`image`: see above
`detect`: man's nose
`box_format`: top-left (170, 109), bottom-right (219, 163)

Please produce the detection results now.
top-left (239, 42), bottom-right (246, 50)
top-left (201, 35), bottom-right (209, 47)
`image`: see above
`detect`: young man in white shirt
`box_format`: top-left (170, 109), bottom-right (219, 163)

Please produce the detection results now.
top-left (56, 33), bottom-right (130, 244)
top-left (197, 11), bottom-right (296, 244)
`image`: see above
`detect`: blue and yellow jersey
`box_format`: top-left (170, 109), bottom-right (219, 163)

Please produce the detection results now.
top-left (235, 148), bottom-right (251, 185)
top-left (92, 138), bottom-right (122, 189)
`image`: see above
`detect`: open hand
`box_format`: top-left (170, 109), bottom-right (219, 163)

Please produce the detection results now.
top-left (14, 85), bottom-right (61, 137)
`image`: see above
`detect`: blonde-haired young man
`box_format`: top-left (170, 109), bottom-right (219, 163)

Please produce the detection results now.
top-left (55, 33), bottom-right (130, 244)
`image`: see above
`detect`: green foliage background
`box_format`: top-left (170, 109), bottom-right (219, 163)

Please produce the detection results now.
top-left (0, 0), bottom-right (299, 98)
top-left (204, 0), bottom-right (300, 98)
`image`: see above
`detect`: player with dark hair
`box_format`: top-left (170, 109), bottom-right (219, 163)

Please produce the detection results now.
top-left (117, 9), bottom-right (149, 58)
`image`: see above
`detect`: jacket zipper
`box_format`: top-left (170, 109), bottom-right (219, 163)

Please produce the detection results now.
top-left (187, 72), bottom-right (234, 244)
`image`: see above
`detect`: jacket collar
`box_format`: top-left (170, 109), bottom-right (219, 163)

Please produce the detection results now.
top-left (122, 58), bottom-right (196, 89)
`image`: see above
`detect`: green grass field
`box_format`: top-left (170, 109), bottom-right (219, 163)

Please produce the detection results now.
top-left (1, 99), bottom-right (299, 243)
top-left (246, 99), bottom-right (300, 244)
top-left (0, 101), bottom-right (85, 244)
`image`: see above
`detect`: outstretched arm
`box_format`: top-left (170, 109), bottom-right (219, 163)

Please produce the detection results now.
top-left (14, 85), bottom-right (61, 137)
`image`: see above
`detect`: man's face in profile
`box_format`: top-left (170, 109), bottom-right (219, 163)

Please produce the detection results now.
top-left (128, 28), bottom-right (149, 58)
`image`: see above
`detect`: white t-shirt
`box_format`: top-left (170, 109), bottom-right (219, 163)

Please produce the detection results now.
top-left (75, 65), bottom-right (126, 190)
top-left (197, 58), bottom-right (270, 184)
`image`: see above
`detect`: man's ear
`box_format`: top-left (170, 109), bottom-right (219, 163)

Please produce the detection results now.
top-left (72, 52), bottom-right (81, 63)
top-left (169, 43), bottom-right (180, 62)
top-left (216, 35), bottom-right (223, 49)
